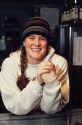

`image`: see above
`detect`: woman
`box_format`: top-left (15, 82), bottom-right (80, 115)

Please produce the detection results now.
top-left (0, 16), bottom-right (69, 115)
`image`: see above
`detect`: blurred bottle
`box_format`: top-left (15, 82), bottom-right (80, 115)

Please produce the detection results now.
top-left (0, 22), bottom-right (6, 51)
top-left (70, 0), bottom-right (80, 25)
top-left (79, 0), bottom-right (82, 23)
top-left (60, 0), bottom-right (70, 24)
top-left (0, 35), bottom-right (6, 51)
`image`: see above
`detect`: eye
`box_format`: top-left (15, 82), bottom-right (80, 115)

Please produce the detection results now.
top-left (40, 37), bottom-right (47, 41)
top-left (28, 36), bottom-right (35, 40)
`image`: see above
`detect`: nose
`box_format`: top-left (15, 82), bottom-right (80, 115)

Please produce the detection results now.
top-left (34, 38), bottom-right (40, 46)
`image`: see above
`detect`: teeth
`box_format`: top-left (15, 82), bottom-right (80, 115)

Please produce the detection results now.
top-left (31, 48), bottom-right (41, 52)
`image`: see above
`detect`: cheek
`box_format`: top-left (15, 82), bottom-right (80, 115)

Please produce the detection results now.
top-left (23, 41), bottom-right (30, 48)
top-left (41, 41), bottom-right (48, 47)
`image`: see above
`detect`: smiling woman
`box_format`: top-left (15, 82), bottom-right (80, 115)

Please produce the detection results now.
top-left (23, 34), bottom-right (48, 64)
top-left (0, 16), bottom-right (69, 115)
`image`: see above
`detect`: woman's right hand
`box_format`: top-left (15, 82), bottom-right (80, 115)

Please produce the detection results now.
top-left (37, 61), bottom-right (56, 84)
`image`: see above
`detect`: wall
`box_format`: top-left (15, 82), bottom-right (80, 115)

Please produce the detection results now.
top-left (0, 1), bottom-right (35, 112)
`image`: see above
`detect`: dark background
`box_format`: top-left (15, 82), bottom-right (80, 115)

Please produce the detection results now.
top-left (0, 0), bottom-right (82, 113)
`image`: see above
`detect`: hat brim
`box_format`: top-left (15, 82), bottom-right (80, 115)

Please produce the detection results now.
top-left (22, 31), bottom-right (50, 41)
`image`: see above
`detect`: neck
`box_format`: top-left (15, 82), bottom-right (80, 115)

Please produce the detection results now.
top-left (27, 56), bottom-right (42, 64)
top-left (28, 59), bottom-right (41, 64)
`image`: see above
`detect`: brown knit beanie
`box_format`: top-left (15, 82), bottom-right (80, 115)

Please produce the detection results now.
top-left (22, 16), bottom-right (51, 41)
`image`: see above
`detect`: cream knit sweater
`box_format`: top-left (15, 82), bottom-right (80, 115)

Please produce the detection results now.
top-left (0, 46), bottom-right (69, 115)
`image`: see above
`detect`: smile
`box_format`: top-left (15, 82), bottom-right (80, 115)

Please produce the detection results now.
top-left (31, 48), bottom-right (41, 52)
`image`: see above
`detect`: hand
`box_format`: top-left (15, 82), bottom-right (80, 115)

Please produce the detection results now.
top-left (37, 61), bottom-right (56, 84)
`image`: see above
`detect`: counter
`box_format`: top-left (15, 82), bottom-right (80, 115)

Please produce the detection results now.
top-left (0, 109), bottom-right (82, 125)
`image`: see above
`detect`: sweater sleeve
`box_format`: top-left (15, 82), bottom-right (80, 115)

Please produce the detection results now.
top-left (0, 58), bottom-right (43, 115)
top-left (40, 59), bottom-right (69, 114)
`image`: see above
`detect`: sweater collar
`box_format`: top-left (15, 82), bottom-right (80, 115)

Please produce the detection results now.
top-left (9, 46), bottom-right (55, 66)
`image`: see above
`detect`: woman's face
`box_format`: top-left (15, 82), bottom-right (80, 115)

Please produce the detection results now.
top-left (23, 34), bottom-right (48, 64)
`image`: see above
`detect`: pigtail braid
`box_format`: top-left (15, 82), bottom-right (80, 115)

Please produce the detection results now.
top-left (17, 46), bottom-right (29, 90)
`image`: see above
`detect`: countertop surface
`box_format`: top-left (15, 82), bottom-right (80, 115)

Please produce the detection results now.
top-left (0, 108), bottom-right (82, 125)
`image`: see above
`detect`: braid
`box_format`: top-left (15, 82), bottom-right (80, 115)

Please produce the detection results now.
top-left (17, 46), bottom-right (29, 90)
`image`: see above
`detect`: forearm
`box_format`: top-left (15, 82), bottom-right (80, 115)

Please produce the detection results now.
top-left (40, 80), bottom-right (61, 114)
top-left (61, 77), bottom-right (69, 104)
top-left (1, 79), bottom-right (43, 115)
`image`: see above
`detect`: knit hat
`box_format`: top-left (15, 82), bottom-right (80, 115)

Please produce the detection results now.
top-left (22, 16), bottom-right (51, 41)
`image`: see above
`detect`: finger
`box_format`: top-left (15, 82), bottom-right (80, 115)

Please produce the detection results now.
top-left (39, 68), bottom-right (51, 75)
top-left (41, 65), bottom-right (55, 71)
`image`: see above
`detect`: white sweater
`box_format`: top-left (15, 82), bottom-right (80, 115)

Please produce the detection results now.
top-left (0, 46), bottom-right (69, 115)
